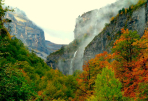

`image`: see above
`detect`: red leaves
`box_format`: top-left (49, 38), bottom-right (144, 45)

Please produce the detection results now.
top-left (111, 28), bottom-right (148, 99)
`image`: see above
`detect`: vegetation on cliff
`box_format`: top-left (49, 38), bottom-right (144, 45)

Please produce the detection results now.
top-left (110, 0), bottom-right (146, 24)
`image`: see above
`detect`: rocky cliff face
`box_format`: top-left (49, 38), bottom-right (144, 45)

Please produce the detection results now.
top-left (4, 9), bottom-right (48, 60)
top-left (46, 0), bottom-right (146, 75)
top-left (84, 5), bottom-right (146, 62)
top-left (4, 8), bottom-right (63, 60)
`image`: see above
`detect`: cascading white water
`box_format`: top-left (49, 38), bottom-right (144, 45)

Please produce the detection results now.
top-left (69, 50), bottom-right (77, 75)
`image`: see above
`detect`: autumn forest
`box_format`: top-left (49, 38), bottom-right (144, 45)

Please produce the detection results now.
top-left (0, 0), bottom-right (148, 101)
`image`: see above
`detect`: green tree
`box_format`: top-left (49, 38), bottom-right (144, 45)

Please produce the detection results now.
top-left (0, 60), bottom-right (36, 100)
top-left (94, 67), bottom-right (123, 101)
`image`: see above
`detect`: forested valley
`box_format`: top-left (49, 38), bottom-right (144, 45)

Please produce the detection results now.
top-left (0, 0), bottom-right (148, 101)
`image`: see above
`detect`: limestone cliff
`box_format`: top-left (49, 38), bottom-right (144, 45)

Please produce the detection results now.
top-left (46, 0), bottom-right (147, 75)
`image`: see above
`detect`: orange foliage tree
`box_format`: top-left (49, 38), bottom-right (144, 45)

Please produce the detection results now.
top-left (112, 28), bottom-right (148, 99)
top-left (131, 29), bottom-right (148, 99)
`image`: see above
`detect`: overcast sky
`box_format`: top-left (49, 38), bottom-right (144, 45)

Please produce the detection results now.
top-left (4, 0), bottom-right (117, 44)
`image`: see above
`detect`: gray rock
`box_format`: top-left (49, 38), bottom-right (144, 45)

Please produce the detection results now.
top-left (4, 9), bottom-right (63, 61)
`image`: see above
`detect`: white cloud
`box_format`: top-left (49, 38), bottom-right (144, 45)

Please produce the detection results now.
top-left (5, 0), bottom-right (117, 44)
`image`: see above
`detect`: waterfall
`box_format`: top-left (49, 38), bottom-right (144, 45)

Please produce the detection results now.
top-left (69, 50), bottom-right (78, 75)
top-left (69, 9), bottom-right (101, 73)
top-left (70, 19), bottom-right (98, 73)
top-left (77, 21), bottom-right (98, 71)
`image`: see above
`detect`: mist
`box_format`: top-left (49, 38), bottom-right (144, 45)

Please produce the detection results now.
top-left (68, 0), bottom-right (140, 74)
